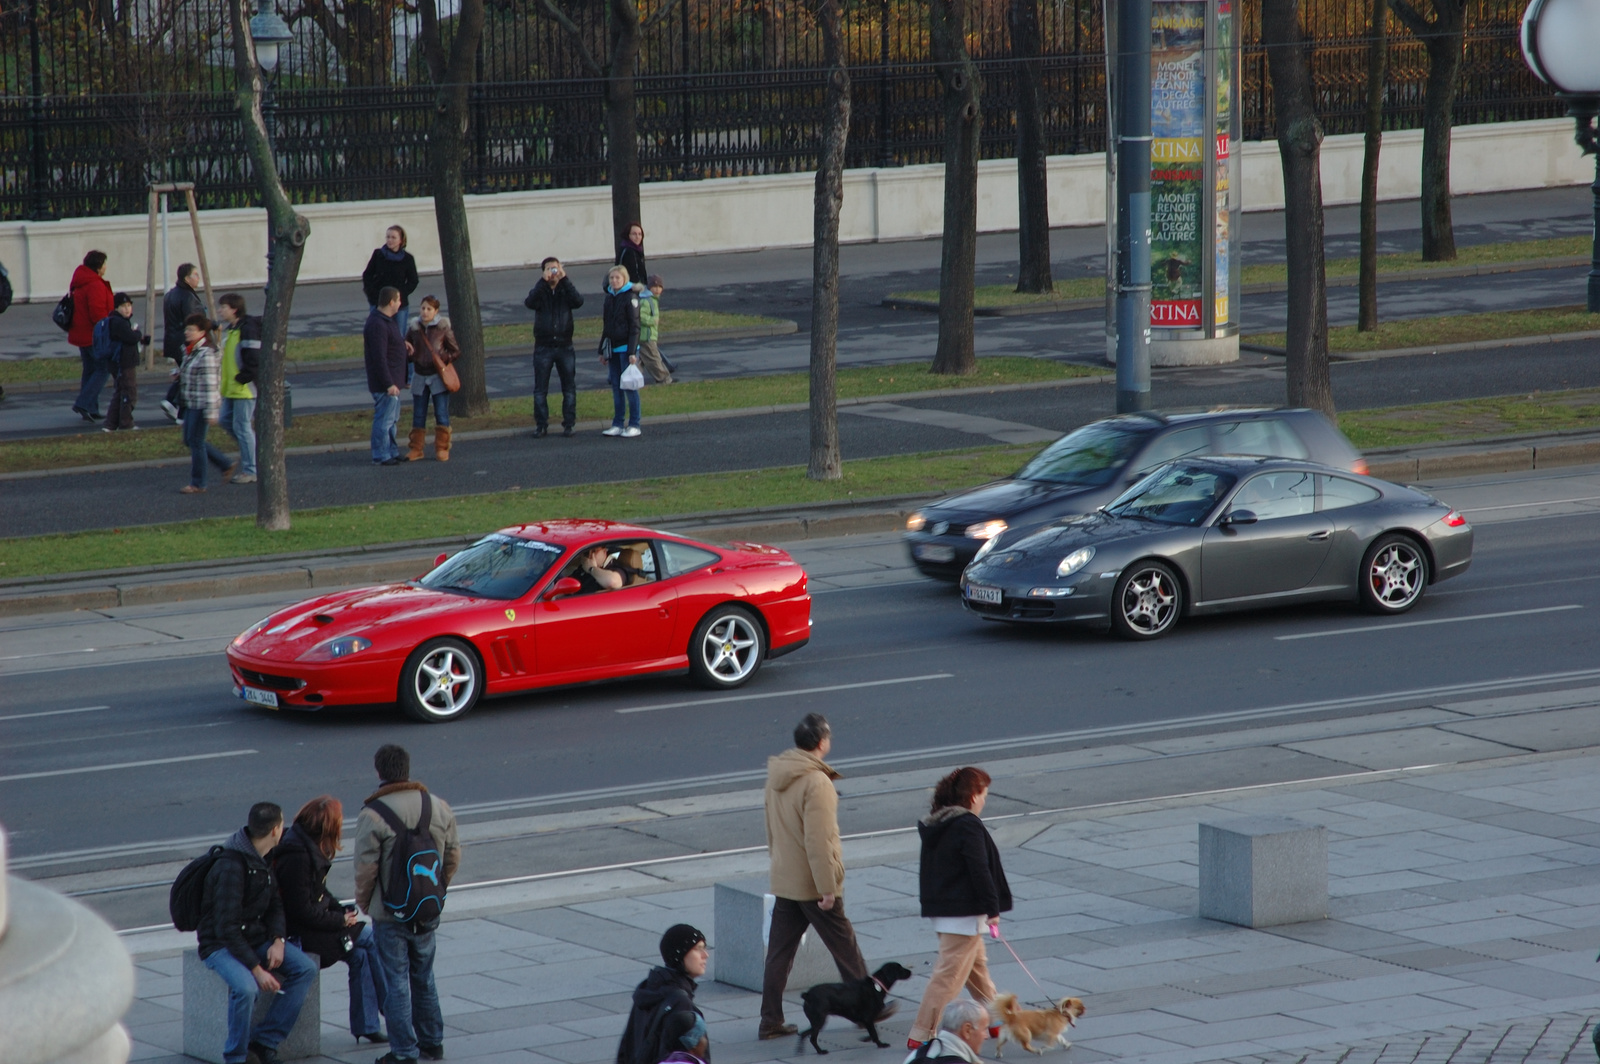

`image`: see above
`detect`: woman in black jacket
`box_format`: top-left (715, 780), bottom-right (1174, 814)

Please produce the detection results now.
top-left (907, 767), bottom-right (1011, 1050)
top-left (615, 221), bottom-right (647, 285)
top-left (599, 265), bottom-right (642, 437)
top-left (272, 795), bottom-right (390, 1043)
top-left (361, 226), bottom-right (420, 338)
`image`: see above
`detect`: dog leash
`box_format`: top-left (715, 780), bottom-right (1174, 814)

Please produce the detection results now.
top-left (993, 928), bottom-right (1057, 1008)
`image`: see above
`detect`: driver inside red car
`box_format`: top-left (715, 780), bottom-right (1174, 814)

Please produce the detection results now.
top-left (574, 545), bottom-right (625, 593)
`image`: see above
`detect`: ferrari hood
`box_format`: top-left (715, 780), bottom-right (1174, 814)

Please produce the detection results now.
top-left (234, 583), bottom-right (464, 661)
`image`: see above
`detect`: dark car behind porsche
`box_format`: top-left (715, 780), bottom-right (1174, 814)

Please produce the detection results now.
top-left (903, 408), bottom-right (1366, 580)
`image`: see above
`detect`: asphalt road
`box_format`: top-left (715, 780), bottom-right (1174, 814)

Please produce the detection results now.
top-left (5, 465), bottom-right (1600, 934)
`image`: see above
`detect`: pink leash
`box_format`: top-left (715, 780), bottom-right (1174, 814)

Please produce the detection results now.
top-left (992, 927), bottom-right (1054, 1006)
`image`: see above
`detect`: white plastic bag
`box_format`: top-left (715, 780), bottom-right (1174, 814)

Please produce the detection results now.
top-left (620, 363), bottom-right (645, 391)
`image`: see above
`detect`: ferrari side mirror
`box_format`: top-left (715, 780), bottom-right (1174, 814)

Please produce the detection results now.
top-left (434, 552), bottom-right (450, 567)
top-left (545, 576), bottom-right (582, 600)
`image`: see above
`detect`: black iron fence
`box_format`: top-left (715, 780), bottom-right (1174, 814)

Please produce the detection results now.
top-left (0, 0), bottom-right (1562, 221)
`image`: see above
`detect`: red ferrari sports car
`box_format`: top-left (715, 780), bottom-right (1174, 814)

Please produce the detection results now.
top-left (227, 520), bottom-right (812, 722)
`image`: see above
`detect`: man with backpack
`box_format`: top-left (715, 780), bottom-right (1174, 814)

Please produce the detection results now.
top-left (354, 744), bottom-right (461, 1064)
top-left (901, 1000), bottom-right (992, 1064)
top-left (192, 802), bottom-right (317, 1064)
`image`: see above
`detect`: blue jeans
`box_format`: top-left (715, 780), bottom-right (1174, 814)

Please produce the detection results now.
top-left (412, 383), bottom-right (450, 428)
top-left (347, 923), bottom-right (390, 1037)
top-left (74, 345), bottom-right (110, 415)
top-left (608, 350), bottom-right (640, 428)
top-left (370, 390), bottom-right (401, 462)
top-left (202, 942), bottom-right (317, 1063)
top-left (372, 919), bottom-right (443, 1059)
top-left (533, 344), bottom-right (577, 429)
top-left (183, 408), bottom-right (230, 488)
top-left (219, 397), bottom-right (257, 476)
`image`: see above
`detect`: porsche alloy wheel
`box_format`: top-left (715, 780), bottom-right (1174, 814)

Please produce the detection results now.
top-left (1110, 561), bottom-right (1183, 640)
top-left (1359, 534), bottom-right (1428, 614)
top-left (399, 638), bottom-right (482, 723)
top-left (689, 606), bottom-right (765, 689)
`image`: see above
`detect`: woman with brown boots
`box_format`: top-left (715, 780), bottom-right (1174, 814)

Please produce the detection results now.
top-left (404, 295), bottom-right (460, 461)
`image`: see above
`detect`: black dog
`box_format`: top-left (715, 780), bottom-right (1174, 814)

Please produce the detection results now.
top-left (797, 961), bottom-right (914, 1054)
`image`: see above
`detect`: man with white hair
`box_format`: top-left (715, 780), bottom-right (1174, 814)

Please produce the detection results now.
top-left (902, 999), bottom-right (991, 1064)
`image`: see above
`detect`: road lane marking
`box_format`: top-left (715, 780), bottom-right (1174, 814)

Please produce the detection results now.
top-left (0, 705), bottom-right (109, 723)
top-left (1463, 495), bottom-right (1600, 513)
top-left (1275, 604), bottom-right (1582, 641)
top-left (614, 673), bottom-right (954, 714)
top-left (0, 749), bottom-right (256, 784)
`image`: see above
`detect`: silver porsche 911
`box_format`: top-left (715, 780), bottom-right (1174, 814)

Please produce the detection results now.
top-left (959, 456), bottom-right (1474, 639)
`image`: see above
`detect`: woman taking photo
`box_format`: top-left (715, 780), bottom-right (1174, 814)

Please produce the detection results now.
top-left (272, 795), bottom-right (389, 1044)
top-left (362, 226), bottom-right (420, 339)
top-left (907, 767), bottom-right (1011, 1050)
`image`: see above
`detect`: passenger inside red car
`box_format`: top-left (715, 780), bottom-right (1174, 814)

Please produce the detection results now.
top-left (574, 545), bottom-right (625, 593)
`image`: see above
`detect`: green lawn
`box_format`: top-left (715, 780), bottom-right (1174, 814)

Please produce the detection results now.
top-left (1247, 305), bottom-right (1599, 354)
top-left (1337, 387), bottom-right (1600, 450)
top-left (0, 446), bottom-right (1036, 579)
top-left (0, 357), bottom-right (1106, 475)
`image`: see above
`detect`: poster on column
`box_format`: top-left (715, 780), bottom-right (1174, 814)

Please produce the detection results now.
top-left (1214, 0), bottom-right (1233, 326)
top-left (1150, 0), bottom-right (1205, 329)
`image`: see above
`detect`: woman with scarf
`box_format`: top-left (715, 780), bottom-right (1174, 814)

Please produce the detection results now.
top-left (618, 924), bottom-right (709, 1064)
top-left (599, 266), bottom-right (643, 437)
top-left (616, 222), bottom-right (647, 285)
top-left (362, 226), bottom-right (420, 340)
top-left (906, 767), bottom-right (1011, 1051)
top-left (404, 295), bottom-right (460, 462)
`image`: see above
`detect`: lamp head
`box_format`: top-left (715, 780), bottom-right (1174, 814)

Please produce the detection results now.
top-left (249, 2), bottom-right (292, 72)
top-left (1521, 0), bottom-right (1600, 95)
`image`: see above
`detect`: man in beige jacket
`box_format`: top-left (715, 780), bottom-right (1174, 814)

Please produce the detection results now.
top-left (759, 713), bottom-right (869, 1039)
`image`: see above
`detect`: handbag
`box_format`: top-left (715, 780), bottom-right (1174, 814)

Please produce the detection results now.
top-left (437, 359), bottom-right (461, 393)
top-left (620, 363), bottom-right (645, 391)
top-left (52, 292), bottom-right (74, 332)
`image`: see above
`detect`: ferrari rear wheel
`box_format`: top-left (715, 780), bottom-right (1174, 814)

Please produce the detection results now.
top-left (399, 638), bottom-right (482, 723)
top-left (689, 606), bottom-right (765, 689)
top-left (1359, 533), bottom-right (1428, 614)
top-left (1110, 561), bottom-right (1183, 641)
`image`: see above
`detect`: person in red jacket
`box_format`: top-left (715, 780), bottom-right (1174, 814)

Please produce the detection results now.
top-left (68, 250), bottom-right (115, 422)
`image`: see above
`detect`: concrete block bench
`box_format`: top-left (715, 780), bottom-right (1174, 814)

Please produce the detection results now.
top-left (1198, 816), bottom-right (1327, 928)
top-left (714, 878), bottom-right (846, 993)
top-left (182, 949), bottom-right (320, 1064)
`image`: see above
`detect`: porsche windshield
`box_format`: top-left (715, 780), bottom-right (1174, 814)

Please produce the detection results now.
top-left (1015, 422), bottom-right (1151, 487)
top-left (1106, 465), bottom-right (1237, 526)
top-left (418, 534), bottom-right (564, 599)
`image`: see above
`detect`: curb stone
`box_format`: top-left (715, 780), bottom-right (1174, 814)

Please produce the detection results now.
top-left (1243, 326), bottom-right (1600, 361)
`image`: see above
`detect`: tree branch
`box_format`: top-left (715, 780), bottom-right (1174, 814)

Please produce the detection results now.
top-left (530, 0), bottom-right (604, 74)
top-left (642, 0), bottom-right (686, 33)
top-left (1387, 0), bottom-right (1432, 36)
top-left (417, 0), bottom-right (447, 81)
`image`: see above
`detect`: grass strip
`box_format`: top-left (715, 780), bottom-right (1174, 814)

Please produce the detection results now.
top-left (1337, 387), bottom-right (1600, 450)
top-left (0, 357), bottom-right (1105, 476)
top-left (0, 446), bottom-right (1036, 579)
top-left (887, 236), bottom-right (1593, 308)
top-left (1246, 305), bottom-right (1599, 354)
top-left (0, 309), bottom-right (784, 386)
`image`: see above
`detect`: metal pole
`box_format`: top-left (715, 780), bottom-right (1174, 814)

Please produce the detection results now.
top-left (680, 0), bottom-right (693, 179)
top-left (160, 192), bottom-right (171, 291)
top-left (1113, 0), bottom-right (1151, 412)
top-left (1590, 149), bottom-right (1599, 314)
top-left (1561, 96), bottom-right (1600, 313)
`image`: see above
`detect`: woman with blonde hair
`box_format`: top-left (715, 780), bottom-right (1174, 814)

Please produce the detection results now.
top-left (272, 795), bottom-right (390, 1043)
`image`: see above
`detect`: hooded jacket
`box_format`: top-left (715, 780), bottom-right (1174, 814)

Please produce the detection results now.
top-left (616, 965), bottom-right (700, 1064)
top-left (917, 807), bottom-right (1012, 920)
top-left (352, 781), bottom-right (461, 924)
top-left (764, 747), bottom-right (845, 901)
top-left (68, 264), bottom-right (114, 348)
top-left (198, 827), bottom-right (285, 969)
top-left (163, 281), bottom-right (204, 362)
top-left (271, 822), bottom-right (350, 968)
top-left (601, 284), bottom-right (640, 357)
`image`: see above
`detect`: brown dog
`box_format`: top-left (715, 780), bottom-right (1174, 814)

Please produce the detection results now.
top-left (993, 993), bottom-right (1086, 1057)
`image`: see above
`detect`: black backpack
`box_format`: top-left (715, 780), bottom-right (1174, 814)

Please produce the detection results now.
top-left (51, 291), bottom-right (73, 332)
top-left (170, 845), bottom-right (243, 932)
top-left (0, 263), bottom-right (12, 314)
top-left (366, 793), bottom-right (445, 927)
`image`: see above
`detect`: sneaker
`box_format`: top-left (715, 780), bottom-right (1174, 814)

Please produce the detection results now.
top-left (374, 1054), bottom-right (419, 1064)
top-left (102, 426), bottom-right (114, 433)
top-left (418, 1044), bottom-right (444, 1060)
top-left (160, 399), bottom-right (179, 421)
top-left (380, 457), bottom-right (403, 466)
top-left (602, 426), bottom-right (623, 437)
top-left (224, 462), bottom-right (240, 481)
top-left (621, 426), bottom-right (641, 438)
top-left (232, 473), bottom-right (257, 484)
top-left (532, 426), bottom-right (548, 438)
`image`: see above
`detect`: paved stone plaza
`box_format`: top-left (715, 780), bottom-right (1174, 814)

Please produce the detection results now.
top-left (122, 745), bottom-right (1600, 1064)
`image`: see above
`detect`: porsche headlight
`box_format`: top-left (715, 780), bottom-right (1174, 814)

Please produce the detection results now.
top-left (1056, 546), bottom-right (1095, 578)
top-left (965, 519), bottom-right (1008, 541)
top-left (972, 536), bottom-right (1002, 563)
top-left (906, 511), bottom-right (927, 532)
top-left (299, 636), bottom-right (372, 662)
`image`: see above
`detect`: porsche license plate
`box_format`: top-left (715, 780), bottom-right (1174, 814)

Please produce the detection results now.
top-left (966, 584), bottom-right (1003, 605)
top-left (240, 686), bottom-right (279, 709)
top-left (915, 544), bottom-right (956, 563)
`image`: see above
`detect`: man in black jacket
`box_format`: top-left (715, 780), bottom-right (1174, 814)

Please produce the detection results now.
top-left (365, 287), bottom-right (411, 465)
top-left (103, 292), bottom-right (151, 431)
top-left (198, 802), bottom-right (317, 1064)
top-left (161, 263), bottom-right (205, 421)
top-left (524, 257), bottom-right (584, 438)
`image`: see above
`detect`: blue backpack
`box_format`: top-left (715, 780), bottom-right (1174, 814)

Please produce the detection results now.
top-left (365, 793), bottom-right (446, 929)
top-left (91, 315), bottom-right (117, 363)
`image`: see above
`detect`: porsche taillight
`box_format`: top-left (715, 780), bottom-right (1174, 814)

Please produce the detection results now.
top-left (1442, 510), bottom-right (1467, 527)
top-left (1351, 458), bottom-right (1370, 476)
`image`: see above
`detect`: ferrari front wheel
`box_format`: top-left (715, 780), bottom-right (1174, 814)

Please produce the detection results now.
top-left (399, 638), bottom-right (482, 723)
top-left (689, 606), bottom-right (765, 689)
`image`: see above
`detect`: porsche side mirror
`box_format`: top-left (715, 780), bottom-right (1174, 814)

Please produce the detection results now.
top-left (1225, 509), bottom-right (1258, 526)
top-left (434, 552), bottom-right (450, 568)
top-left (545, 577), bottom-right (582, 600)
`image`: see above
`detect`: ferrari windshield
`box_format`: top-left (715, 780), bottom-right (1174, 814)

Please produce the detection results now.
top-left (1106, 464), bottom-right (1237, 526)
top-left (418, 534), bottom-right (564, 600)
top-left (1015, 422), bottom-right (1151, 487)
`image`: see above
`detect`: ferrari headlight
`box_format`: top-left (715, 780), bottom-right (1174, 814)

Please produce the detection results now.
top-left (1056, 546), bottom-right (1095, 578)
top-left (906, 511), bottom-right (927, 532)
top-left (300, 636), bottom-right (372, 662)
top-left (965, 519), bottom-right (1008, 541)
top-left (233, 616), bottom-right (272, 646)
top-left (972, 536), bottom-right (1002, 563)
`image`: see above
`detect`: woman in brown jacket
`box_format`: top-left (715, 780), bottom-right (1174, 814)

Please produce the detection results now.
top-left (404, 295), bottom-right (460, 461)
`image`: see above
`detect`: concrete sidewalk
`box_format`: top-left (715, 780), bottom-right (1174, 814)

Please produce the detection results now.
top-left (117, 725), bottom-right (1600, 1064)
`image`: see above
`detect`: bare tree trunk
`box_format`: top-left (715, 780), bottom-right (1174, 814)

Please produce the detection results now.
top-left (607, 0), bottom-right (644, 242)
top-left (228, 0), bottom-right (310, 532)
top-left (1263, 0), bottom-right (1334, 417)
top-left (1011, 0), bottom-right (1053, 294)
top-left (1392, 0), bottom-right (1464, 261)
top-left (929, 0), bottom-right (981, 376)
top-left (1358, 0), bottom-right (1387, 331)
top-left (808, 0), bottom-right (850, 481)
top-left (420, 0), bottom-right (490, 418)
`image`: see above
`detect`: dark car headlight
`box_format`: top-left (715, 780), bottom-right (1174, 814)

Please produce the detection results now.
top-left (299, 636), bottom-right (373, 662)
top-left (972, 536), bottom-right (1003, 563)
top-left (906, 511), bottom-right (927, 531)
top-left (1056, 546), bottom-right (1095, 578)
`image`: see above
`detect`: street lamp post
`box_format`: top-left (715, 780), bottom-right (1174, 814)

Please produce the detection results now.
top-left (248, 0), bottom-right (292, 290)
top-left (1520, 0), bottom-right (1600, 312)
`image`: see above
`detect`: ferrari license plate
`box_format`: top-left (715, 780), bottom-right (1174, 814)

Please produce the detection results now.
top-left (915, 544), bottom-right (956, 563)
top-left (966, 584), bottom-right (1003, 605)
top-left (240, 686), bottom-right (279, 709)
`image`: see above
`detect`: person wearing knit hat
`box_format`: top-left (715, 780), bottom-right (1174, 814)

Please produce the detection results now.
top-left (617, 925), bottom-right (709, 1064)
